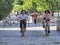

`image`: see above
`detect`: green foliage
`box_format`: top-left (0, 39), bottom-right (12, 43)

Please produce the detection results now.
top-left (0, 0), bottom-right (60, 20)
top-left (13, 0), bottom-right (48, 12)
top-left (13, 0), bottom-right (60, 12)
top-left (0, 0), bottom-right (14, 20)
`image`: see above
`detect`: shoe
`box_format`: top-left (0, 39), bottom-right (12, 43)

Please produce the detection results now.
top-left (43, 25), bottom-right (45, 28)
top-left (48, 30), bottom-right (50, 33)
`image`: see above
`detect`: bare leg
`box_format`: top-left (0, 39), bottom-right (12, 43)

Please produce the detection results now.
top-left (48, 21), bottom-right (50, 33)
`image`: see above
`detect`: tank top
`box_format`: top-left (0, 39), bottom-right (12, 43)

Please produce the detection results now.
top-left (44, 13), bottom-right (50, 19)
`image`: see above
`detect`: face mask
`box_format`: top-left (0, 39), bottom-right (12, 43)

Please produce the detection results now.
top-left (22, 11), bottom-right (25, 14)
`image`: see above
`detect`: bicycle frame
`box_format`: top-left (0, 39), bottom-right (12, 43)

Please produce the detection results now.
top-left (45, 20), bottom-right (50, 35)
top-left (21, 24), bottom-right (25, 37)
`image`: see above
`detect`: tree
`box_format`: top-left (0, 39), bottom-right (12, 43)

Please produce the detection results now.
top-left (0, 0), bottom-right (60, 20)
top-left (0, 0), bottom-right (14, 20)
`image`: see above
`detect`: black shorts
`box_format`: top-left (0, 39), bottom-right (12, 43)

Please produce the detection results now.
top-left (43, 18), bottom-right (50, 21)
top-left (20, 19), bottom-right (26, 28)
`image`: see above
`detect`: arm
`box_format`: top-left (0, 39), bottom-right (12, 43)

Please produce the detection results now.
top-left (17, 16), bottom-right (20, 22)
top-left (26, 15), bottom-right (28, 21)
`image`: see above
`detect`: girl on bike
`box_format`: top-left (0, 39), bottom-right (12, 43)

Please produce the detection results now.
top-left (42, 10), bottom-right (51, 35)
top-left (17, 10), bottom-right (28, 36)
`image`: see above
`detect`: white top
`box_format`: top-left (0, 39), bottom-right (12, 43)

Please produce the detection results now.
top-left (18, 14), bottom-right (28, 20)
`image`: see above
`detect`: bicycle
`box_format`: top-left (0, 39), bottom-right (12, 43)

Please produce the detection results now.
top-left (20, 24), bottom-right (26, 37)
top-left (20, 19), bottom-right (27, 37)
top-left (44, 19), bottom-right (50, 36)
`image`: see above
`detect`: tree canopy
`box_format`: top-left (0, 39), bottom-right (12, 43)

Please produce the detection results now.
top-left (0, 0), bottom-right (14, 20)
top-left (0, 0), bottom-right (60, 20)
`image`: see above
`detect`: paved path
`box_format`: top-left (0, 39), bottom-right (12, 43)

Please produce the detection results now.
top-left (0, 26), bottom-right (60, 45)
top-left (0, 14), bottom-right (60, 45)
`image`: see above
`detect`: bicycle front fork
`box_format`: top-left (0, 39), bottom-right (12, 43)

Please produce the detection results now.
top-left (20, 28), bottom-right (26, 37)
top-left (45, 24), bottom-right (50, 35)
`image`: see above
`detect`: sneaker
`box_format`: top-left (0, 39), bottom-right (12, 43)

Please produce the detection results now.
top-left (48, 30), bottom-right (50, 33)
top-left (43, 25), bottom-right (45, 28)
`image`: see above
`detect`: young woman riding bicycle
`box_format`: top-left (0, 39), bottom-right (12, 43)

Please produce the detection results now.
top-left (43, 10), bottom-right (51, 35)
top-left (17, 10), bottom-right (28, 37)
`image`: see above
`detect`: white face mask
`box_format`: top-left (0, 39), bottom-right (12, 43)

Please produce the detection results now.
top-left (22, 11), bottom-right (25, 14)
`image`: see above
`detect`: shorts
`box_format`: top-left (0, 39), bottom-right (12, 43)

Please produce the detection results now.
top-left (20, 19), bottom-right (26, 28)
top-left (43, 17), bottom-right (50, 22)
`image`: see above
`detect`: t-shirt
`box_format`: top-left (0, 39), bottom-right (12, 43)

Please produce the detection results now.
top-left (19, 14), bottom-right (28, 20)
top-left (33, 12), bottom-right (37, 19)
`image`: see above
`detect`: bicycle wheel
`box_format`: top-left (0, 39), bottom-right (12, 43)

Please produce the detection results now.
top-left (47, 23), bottom-right (50, 34)
top-left (21, 27), bottom-right (25, 37)
top-left (46, 22), bottom-right (50, 36)
top-left (45, 22), bottom-right (49, 36)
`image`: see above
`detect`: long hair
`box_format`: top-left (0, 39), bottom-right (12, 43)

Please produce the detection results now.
top-left (45, 10), bottom-right (50, 14)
